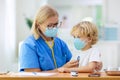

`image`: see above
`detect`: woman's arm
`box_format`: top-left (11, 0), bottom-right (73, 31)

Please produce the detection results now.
top-left (24, 68), bottom-right (41, 72)
top-left (24, 61), bottom-right (102, 73)
top-left (24, 68), bottom-right (59, 72)
top-left (24, 60), bottom-right (79, 72)
top-left (62, 60), bottom-right (79, 68)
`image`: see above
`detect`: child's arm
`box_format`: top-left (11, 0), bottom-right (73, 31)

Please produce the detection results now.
top-left (95, 61), bottom-right (103, 71)
top-left (76, 61), bottom-right (97, 73)
top-left (58, 61), bottom-right (97, 73)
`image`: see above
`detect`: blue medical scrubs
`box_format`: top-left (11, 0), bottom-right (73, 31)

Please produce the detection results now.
top-left (19, 35), bottom-right (72, 71)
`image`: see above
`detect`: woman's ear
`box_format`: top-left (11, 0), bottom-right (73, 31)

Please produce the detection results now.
top-left (35, 20), bottom-right (39, 29)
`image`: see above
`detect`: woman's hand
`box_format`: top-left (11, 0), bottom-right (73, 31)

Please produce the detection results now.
top-left (57, 60), bottom-right (79, 73)
top-left (63, 60), bottom-right (79, 68)
top-left (57, 67), bottom-right (70, 73)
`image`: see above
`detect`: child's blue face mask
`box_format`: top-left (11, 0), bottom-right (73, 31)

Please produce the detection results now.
top-left (74, 38), bottom-right (86, 50)
top-left (44, 27), bottom-right (58, 37)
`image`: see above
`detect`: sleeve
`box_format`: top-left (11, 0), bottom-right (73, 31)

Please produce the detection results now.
top-left (61, 41), bottom-right (72, 62)
top-left (89, 48), bottom-right (101, 63)
top-left (71, 50), bottom-right (79, 60)
top-left (19, 41), bottom-right (40, 71)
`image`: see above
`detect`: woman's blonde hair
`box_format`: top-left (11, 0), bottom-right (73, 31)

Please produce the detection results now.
top-left (31, 5), bottom-right (58, 39)
top-left (71, 21), bottom-right (98, 45)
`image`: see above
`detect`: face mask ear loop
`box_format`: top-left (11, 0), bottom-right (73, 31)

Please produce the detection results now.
top-left (37, 28), bottom-right (49, 41)
top-left (83, 37), bottom-right (90, 46)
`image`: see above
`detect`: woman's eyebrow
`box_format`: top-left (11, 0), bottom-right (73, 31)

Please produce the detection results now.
top-left (54, 22), bottom-right (58, 25)
top-left (48, 22), bottom-right (58, 25)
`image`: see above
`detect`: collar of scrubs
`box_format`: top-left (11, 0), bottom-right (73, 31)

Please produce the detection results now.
top-left (45, 40), bottom-right (57, 68)
top-left (45, 40), bottom-right (54, 49)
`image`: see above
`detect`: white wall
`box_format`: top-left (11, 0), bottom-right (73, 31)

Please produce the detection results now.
top-left (49, 0), bottom-right (100, 27)
top-left (16, 0), bottom-right (36, 46)
top-left (104, 0), bottom-right (120, 24)
top-left (103, 0), bottom-right (120, 66)
top-left (16, 0), bottom-right (48, 52)
top-left (97, 41), bottom-right (120, 69)
top-left (0, 0), bottom-right (6, 72)
top-left (0, 0), bottom-right (17, 72)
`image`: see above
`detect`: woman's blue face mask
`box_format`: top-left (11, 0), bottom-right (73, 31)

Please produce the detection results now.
top-left (44, 27), bottom-right (58, 37)
top-left (74, 38), bottom-right (86, 50)
top-left (43, 22), bottom-right (62, 37)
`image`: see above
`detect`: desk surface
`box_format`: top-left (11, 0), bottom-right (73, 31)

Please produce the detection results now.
top-left (0, 72), bottom-right (120, 80)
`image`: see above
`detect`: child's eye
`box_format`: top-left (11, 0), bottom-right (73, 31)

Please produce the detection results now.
top-left (73, 36), bottom-right (78, 38)
top-left (73, 36), bottom-right (80, 38)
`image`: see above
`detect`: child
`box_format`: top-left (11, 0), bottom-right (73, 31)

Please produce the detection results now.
top-left (58, 21), bottom-right (102, 73)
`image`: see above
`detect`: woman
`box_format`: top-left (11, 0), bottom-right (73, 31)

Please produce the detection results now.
top-left (19, 5), bottom-right (78, 72)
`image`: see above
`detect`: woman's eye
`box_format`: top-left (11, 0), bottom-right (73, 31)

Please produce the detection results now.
top-left (47, 25), bottom-right (51, 27)
top-left (54, 23), bottom-right (58, 26)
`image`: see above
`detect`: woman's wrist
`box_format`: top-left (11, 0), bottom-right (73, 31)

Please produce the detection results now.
top-left (57, 67), bottom-right (65, 73)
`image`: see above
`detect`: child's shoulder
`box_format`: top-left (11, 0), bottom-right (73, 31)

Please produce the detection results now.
top-left (91, 46), bottom-right (100, 50)
top-left (90, 46), bottom-right (100, 54)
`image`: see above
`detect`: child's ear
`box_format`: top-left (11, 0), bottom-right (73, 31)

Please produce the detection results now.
top-left (87, 37), bottom-right (92, 43)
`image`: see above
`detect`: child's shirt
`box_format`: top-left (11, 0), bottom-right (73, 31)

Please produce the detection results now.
top-left (72, 47), bottom-right (101, 67)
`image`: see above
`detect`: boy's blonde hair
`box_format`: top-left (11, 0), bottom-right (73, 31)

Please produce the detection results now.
top-left (31, 5), bottom-right (58, 39)
top-left (71, 21), bottom-right (98, 45)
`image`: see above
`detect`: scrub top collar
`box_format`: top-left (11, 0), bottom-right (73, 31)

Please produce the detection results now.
top-left (38, 36), bottom-right (58, 68)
